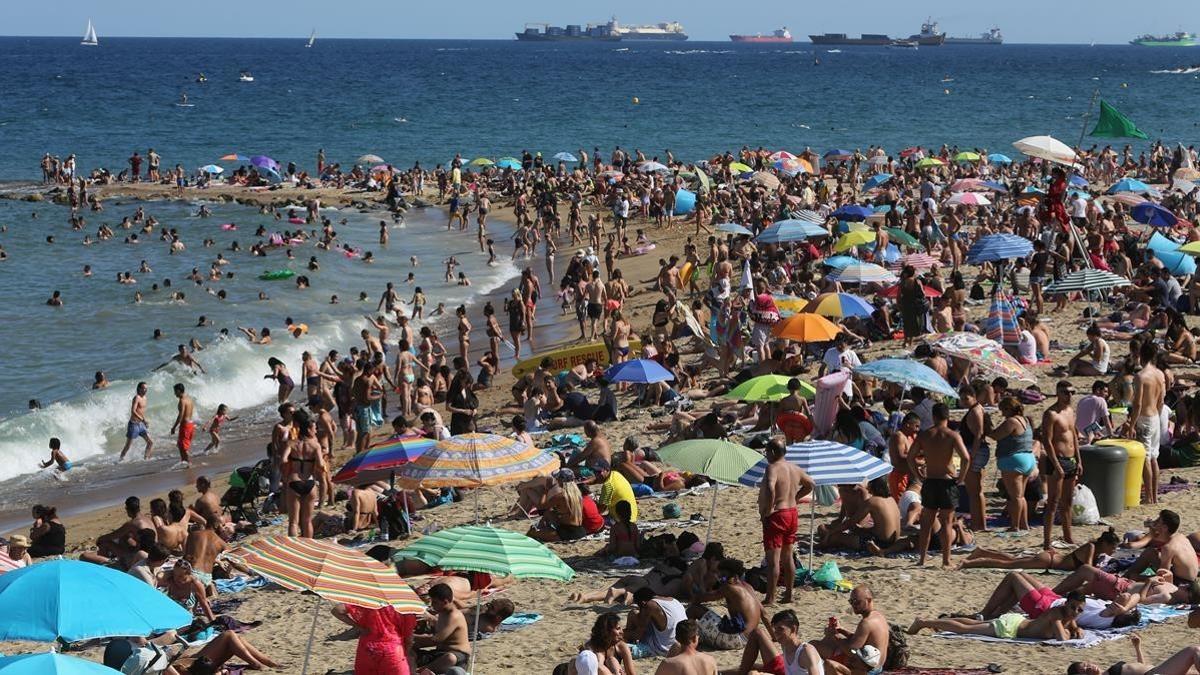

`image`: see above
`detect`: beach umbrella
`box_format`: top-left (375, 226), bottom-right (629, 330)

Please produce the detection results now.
top-left (915, 157), bottom-right (945, 168)
top-left (1069, 174), bottom-right (1089, 187)
top-left (899, 146), bottom-right (924, 159)
top-left (1149, 231), bottom-right (1182, 254)
top-left (831, 204), bottom-right (874, 221)
top-left (0, 560), bottom-right (191, 642)
top-left (553, 152), bottom-right (578, 162)
top-left (496, 157), bottom-right (522, 170)
top-left (1131, 202), bottom-right (1179, 227)
top-left (726, 374), bottom-right (816, 402)
top-left (981, 180), bottom-right (1010, 193)
top-left (946, 192), bottom-right (992, 206)
top-left (827, 262), bottom-right (898, 285)
top-left (888, 252), bottom-right (939, 271)
top-left (885, 227), bottom-right (921, 248)
top-left (771, 313), bottom-right (841, 342)
top-left (967, 233), bottom-right (1033, 264)
top-left (854, 359), bottom-right (958, 398)
top-left (468, 157), bottom-right (494, 167)
top-left (1013, 135), bottom-right (1077, 166)
top-left (929, 332), bottom-right (1034, 382)
top-left (868, 155), bottom-right (889, 166)
top-left (729, 161), bottom-right (753, 174)
top-left (803, 292), bottom-right (873, 319)
top-left (332, 434), bottom-right (435, 485)
top-left (775, 157), bottom-right (814, 174)
top-left (985, 294), bottom-right (1021, 348)
top-left (989, 153), bottom-right (1013, 165)
top-left (954, 151), bottom-right (982, 162)
top-left (769, 150), bottom-right (798, 161)
top-left (822, 255), bottom-right (858, 269)
top-left (757, 220), bottom-right (827, 244)
top-left (1107, 177), bottom-right (1156, 195)
top-left (878, 282), bottom-right (941, 299)
top-left (691, 169), bottom-right (712, 190)
top-left (863, 174), bottom-right (893, 190)
top-left (219, 153), bottom-right (250, 161)
top-left (656, 439), bottom-right (766, 542)
top-left (739, 440), bottom-right (892, 570)
top-left (198, 164), bottom-right (224, 174)
top-left (1151, 249), bottom-right (1197, 275)
top-left (833, 230), bottom-right (876, 253)
top-left (716, 222), bottom-right (754, 236)
top-left (0, 654), bottom-right (119, 675)
top-left (605, 358), bottom-right (674, 384)
top-left (394, 433), bottom-right (558, 493)
top-left (772, 294), bottom-right (808, 317)
top-left (357, 154), bottom-right (384, 164)
top-left (1105, 192), bottom-right (1150, 207)
top-left (638, 161), bottom-right (669, 173)
top-left (249, 155), bottom-right (278, 170)
top-left (393, 525), bottom-right (573, 674)
top-left (948, 178), bottom-right (987, 192)
top-left (1043, 268), bottom-right (1132, 294)
top-left (750, 171), bottom-right (780, 189)
top-left (824, 149), bottom-right (853, 160)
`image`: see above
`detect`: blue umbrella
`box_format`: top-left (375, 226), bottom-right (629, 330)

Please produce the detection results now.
top-left (1068, 174), bottom-right (1089, 187)
top-left (988, 154), bottom-right (1013, 165)
top-left (553, 152), bottom-right (578, 162)
top-left (831, 204), bottom-right (874, 221)
top-left (967, 233), bottom-right (1033, 264)
top-left (1147, 231), bottom-right (1181, 253)
top-left (250, 155), bottom-right (278, 171)
top-left (757, 220), bottom-right (827, 244)
top-left (1132, 202), bottom-right (1178, 227)
top-left (981, 180), bottom-right (1009, 193)
top-left (824, 149), bottom-right (853, 160)
top-left (604, 359), bottom-right (674, 384)
top-left (197, 164), bottom-right (224, 174)
top-left (496, 158), bottom-right (522, 170)
top-left (0, 560), bottom-right (192, 642)
top-left (1107, 178), bottom-right (1155, 195)
top-left (1151, 249), bottom-right (1197, 275)
top-left (716, 222), bottom-right (754, 236)
top-left (863, 174), bottom-right (893, 190)
top-left (853, 358), bottom-right (958, 398)
top-left (0, 653), bottom-right (119, 675)
top-left (822, 255), bottom-right (858, 269)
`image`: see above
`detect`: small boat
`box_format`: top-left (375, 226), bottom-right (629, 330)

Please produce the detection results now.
top-left (81, 19), bottom-right (98, 46)
top-left (238, 71), bottom-right (254, 82)
top-left (888, 39), bottom-right (919, 49)
top-left (306, 29), bottom-right (315, 48)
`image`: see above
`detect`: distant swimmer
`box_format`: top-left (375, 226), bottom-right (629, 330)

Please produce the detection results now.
top-left (238, 326), bottom-right (272, 344)
top-left (46, 290), bottom-right (63, 306)
top-left (155, 344), bottom-right (206, 374)
top-left (119, 381), bottom-right (154, 461)
top-left (196, 72), bottom-right (207, 83)
top-left (92, 371), bottom-right (110, 389)
top-left (39, 437), bottom-right (72, 479)
top-left (179, 92), bottom-right (188, 106)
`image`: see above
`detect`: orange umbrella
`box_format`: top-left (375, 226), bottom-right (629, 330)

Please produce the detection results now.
top-left (770, 312), bottom-right (841, 342)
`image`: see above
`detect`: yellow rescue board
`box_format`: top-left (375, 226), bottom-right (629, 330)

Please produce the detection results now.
top-left (511, 338), bottom-right (643, 378)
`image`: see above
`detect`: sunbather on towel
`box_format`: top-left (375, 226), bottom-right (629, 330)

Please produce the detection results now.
top-left (907, 591), bottom-right (1085, 641)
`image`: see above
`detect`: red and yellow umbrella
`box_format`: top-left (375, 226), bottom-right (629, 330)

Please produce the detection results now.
top-left (394, 433), bottom-right (559, 489)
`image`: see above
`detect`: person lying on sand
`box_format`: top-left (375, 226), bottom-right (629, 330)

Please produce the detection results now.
top-left (957, 528), bottom-right (1119, 571)
top-left (1069, 634), bottom-right (1200, 675)
top-left (908, 591), bottom-right (1086, 642)
top-left (1054, 564), bottom-right (1194, 605)
top-left (570, 558), bottom-right (690, 604)
top-left (973, 571), bottom-right (1141, 631)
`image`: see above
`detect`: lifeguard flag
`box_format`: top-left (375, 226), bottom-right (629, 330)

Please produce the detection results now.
top-left (1090, 100), bottom-right (1149, 140)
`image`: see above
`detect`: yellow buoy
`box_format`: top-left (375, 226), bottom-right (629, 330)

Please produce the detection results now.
top-left (632, 96), bottom-right (640, 104)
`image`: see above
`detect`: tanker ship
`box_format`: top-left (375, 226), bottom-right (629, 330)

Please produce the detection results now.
top-left (730, 28), bottom-right (793, 43)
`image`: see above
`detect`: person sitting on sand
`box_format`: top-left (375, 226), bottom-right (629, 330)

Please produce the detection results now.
top-left (687, 558), bottom-right (762, 652)
top-left (0, 535), bottom-right (32, 572)
top-left (413, 583), bottom-right (472, 674)
top-left (527, 469), bottom-right (593, 543)
top-left (1123, 510), bottom-right (1200, 587)
top-left (624, 587), bottom-right (688, 659)
top-left (655, 619), bottom-right (716, 675)
top-left (158, 559), bottom-right (215, 622)
top-left (810, 585), bottom-right (890, 675)
top-left (737, 609), bottom-right (824, 675)
top-left (564, 612), bottom-right (637, 675)
top-left (908, 590), bottom-right (1086, 642)
top-left (958, 527), bottom-right (1118, 571)
top-left (974, 571), bottom-right (1141, 630)
top-left (1069, 634), bottom-right (1200, 675)
top-left (149, 497), bottom-right (203, 554)
top-left (815, 483), bottom-right (901, 555)
top-left (598, 501), bottom-right (640, 558)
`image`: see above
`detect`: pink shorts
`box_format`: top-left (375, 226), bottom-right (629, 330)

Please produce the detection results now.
top-left (1018, 586), bottom-right (1061, 618)
top-left (1090, 570), bottom-right (1133, 601)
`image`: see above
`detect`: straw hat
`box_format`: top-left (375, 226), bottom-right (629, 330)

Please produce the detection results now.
top-left (8, 535), bottom-right (29, 548)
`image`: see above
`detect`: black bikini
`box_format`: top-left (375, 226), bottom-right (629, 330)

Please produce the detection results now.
top-left (289, 456), bottom-right (318, 496)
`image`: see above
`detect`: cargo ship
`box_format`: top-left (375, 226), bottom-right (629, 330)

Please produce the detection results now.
top-left (945, 27), bottom-right (1003, 45)
top-left (1130, 31), bottom-right (1199, 47)
top-left (810, 19), bottom-right (944, 46)
top-left (515, 17), bottom-right (687, 42)
top-left (730, 28), bottom-right (793, 43)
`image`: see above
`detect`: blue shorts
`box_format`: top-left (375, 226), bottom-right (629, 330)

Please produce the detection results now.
top-left (997, 452), bottom-right (1036, 476)
top-left (127, 421), bottom-right (149, 439)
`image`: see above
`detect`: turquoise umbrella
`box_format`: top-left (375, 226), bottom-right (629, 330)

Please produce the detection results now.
top-left (0, 653), bottom-right (119, 675)
top-left (496, 157), bottom-right (522, 170)
top-left (553, 152), bottom-right (578, 162)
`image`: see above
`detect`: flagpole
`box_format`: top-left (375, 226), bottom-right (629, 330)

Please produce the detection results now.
top-left (1064, 90), bottom-right (1100, 272)
top-left (1075, 89), bottom-right (1099, 153)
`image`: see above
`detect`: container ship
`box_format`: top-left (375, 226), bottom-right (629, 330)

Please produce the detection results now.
top-left (944, 27), bottom-right (1003, 45)
top-left (730, 28), bottom-right (792, 43)
top-left (1130, 31), bottom-right (1199, 47)
top-left (810, 19), bottom-right (945, 46)
top-left (515, 17), bottom-right (687, 42)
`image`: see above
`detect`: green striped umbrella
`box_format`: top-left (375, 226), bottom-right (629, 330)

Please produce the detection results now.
top-left (886, 227), bottom-right (922, 248)
top-left (1043, 268), bottom-right (1131, 294)
top-left (656, 439), bottom-right (763, 543)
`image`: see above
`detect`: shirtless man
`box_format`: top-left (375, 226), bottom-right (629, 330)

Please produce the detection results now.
top-left (149, 497), bottom-right (200, 554)
top-left (97, 496), bottom-right (155, 559)
top-left (908, 592), bottom-right (1085, 642)
top-left (310, 400), bottom-right (338, 507)
top-left (1043, 380), bottom-right (1081, 548)
top-left (156, 344), bottom-right (205, 374)
top-left (1124, 341), bottom-right (1165, 504)
top-left (193, 476), bottom-right (231, 533)
top-left (585, 270), bottom-right (608, 340)
top-left (351, 361), bottom-right (382, 452)
top-left (414, 583), bottom-right (471, 673)
top-left (183, 519), bottom-right (226, 594)
top-left (656, 620), bottom-right (717, 675)
top-left (909, 403), bottom-right (970, 567)
top-left (818, 483), bottom-right (901, 556)
top-left (689, 558), bottom-right (763, 653)
top-left (120, 381), bottom-right (154, 460)
top-left (1124, 510), bottom-right (1200, 588)
top-left (170, 383), bottom-right (196, 465)
top-left (569, 421), bottom-right (612, 480)
top-left (759, 439), bottom-right (814, 605)
top-left (815, 585), bottom-right (890, 675)
top-left (360, 329), bottom-right (383, 358)
top-left (887, 413), bottom-right (920, 499)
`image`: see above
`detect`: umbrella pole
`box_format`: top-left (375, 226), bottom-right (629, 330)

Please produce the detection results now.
top-left (807, 497), bottom-right (816, 576)
top-left (469, 587), bottom-right (483, 675)
top-left (301, 595), bottom-right (322, 675)
top-left (705, 482), bottom-right (718, 545)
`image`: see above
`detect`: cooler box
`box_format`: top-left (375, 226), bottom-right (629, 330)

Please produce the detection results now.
top-left (1078, 444), bottom-right (1128, 517)
top-left (1096, 439), bottom-right (1146, 509)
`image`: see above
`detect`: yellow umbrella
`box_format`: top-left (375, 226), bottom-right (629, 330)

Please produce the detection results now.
top-left (770, 312), bottom-right (842, 342)
top-left (834, 230), bottom-right (876, 252)
top-left (729, 161), bottom-right (753, 173)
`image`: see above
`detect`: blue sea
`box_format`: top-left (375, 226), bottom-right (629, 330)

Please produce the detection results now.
top-left (0, 37), bottom-right (1197, 487)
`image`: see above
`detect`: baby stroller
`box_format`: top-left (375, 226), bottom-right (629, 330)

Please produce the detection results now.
top-left (221, 458), bottom-right (271, 524)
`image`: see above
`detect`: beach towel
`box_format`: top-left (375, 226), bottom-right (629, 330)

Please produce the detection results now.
top-left (213, 575), bottom-right (269, 595)
top-left (475, 612), bottom-right (543, 641)
top-left (933, 604), bottom-right (1191, 648)
top-left (886, 668), bottom-right (997, 675)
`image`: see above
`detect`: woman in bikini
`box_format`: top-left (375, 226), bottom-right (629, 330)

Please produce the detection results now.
top-left (264, 357), bottom-right (294, 403)
top-left (958, 528), bottom-right (1120, 571)
top-left (483, 302), bottom-right (503, 359)
top-left (455, 306), bottom-right (471, 363)
top-left (281, 414), bottom-right (326, 538)
top-left (159, 559), bottom-right (215, 622)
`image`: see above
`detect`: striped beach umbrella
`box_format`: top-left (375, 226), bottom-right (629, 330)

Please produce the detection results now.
top-left (930, 332), bottom-right (1034, 382)
top-left (769, 150), bottom-right (798, 161)
top-left (1043, 269), bottom-right (1132, 294)
top-left (967, 233), bottom-right (1033, 264)
top-left (946, 192), bottom-right (991, 206)
top-left (948, 178), bottom-right (988, 192)
top-left (985, 294), bottom-right (1021, 348)
top-left (393, 433), bottom-right (558, 490)
top-left (888, 252), bottom-right (938, 271)
top-left (332, 434), bottom-right (435, 485)
top-left (234, 536), bottom-right (425, 612)
top-left (854, 358), bottom-right (958, 398)
top-left (878, 282), bottom-right (941, 299)
top-left (757, 219), bottom-right (827, 243)
top-left (803, 292), bottom-right (873, 319)
top-left (822, 255), bottom-right (858, 269)
top-left (827, 262), bottom-right (898, 285)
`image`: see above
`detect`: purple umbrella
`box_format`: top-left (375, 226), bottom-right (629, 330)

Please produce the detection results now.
top-left (250, 155), bottom-right (279, 171)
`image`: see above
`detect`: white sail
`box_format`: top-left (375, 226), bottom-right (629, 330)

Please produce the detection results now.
top-left (306, 29), bottom-right (315, 47)
top-left (81, 19), bottom-right (98, 46)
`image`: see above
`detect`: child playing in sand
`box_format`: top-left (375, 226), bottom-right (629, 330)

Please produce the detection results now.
top-left (202, 404), bottom-right (238, 454)
top-left (39, 437), bottom-right (71, 480)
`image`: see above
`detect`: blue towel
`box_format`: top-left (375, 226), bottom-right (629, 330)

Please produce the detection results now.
top-left (213, 575), bottom-right (269, 594)
top-left (500, 612), bottom-right (542, 628)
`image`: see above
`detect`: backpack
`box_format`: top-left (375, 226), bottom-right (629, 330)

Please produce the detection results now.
top-left (884, 621), bottom-right (910, 670)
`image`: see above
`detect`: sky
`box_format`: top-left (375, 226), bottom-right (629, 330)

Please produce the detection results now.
top-left (6, 1), bottom-right (1200, 43)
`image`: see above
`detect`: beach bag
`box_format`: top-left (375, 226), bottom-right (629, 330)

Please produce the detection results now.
top-left (1072, 484), bottom-right (1101, 526)
top-left (884, 622), bottom-right (911, 670)
top-left (1017, 386), bottom-right (1046, 404)
top-left (811, 561), bottom-right (843, 589)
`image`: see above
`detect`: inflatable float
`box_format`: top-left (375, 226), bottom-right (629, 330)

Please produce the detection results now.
top-left (258, 270), bottom-right (295, 281)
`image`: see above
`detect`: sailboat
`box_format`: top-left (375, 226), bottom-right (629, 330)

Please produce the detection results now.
top-left (306, 29), bottom-right (316, 48)
top-left (81, 19), bottom-right (98, 46)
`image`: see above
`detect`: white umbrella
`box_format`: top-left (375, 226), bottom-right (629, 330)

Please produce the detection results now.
top-left (638, 161), bottom-right (669, 173)
top-left (1012, 135), bottom-right (1077, 167)
top-left (357, 154), bottom-right (384, 164)
top-left (946, 192), bottom-right (991, 206)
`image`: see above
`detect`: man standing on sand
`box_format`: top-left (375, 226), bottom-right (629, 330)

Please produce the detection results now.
top-left (909, 403), bottom-right (969, 567)
top-left (655, 620), bottom-right (716, 675)
top-left (759, 439), bottom-right (814, 606)
top-left (585, 270), bottom-right (607, 341)
top-left (1043, 381), bottom-right (1081, 549)
top-left (814, 585), bottom-right (890, 675)
top-left (170, 383), bottom-right (196, 466)
top-left (1124, 341), bottom-right (1165, 505)
top-left (120, 381), bottom-right (153, 460)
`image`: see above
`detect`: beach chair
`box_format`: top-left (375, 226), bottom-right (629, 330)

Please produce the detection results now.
top-left (221, 459), bottom-right (271, 523)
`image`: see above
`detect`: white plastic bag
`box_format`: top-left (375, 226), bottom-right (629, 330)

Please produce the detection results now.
top-left (1072, 483), bottom-right (1101, 525)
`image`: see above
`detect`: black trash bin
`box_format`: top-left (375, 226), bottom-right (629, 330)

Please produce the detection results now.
top-left (1079, 443), bottom-right (1129, 517)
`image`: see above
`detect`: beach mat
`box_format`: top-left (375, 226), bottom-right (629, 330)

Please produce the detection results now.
top-left (933, 604), bottom-right (1191, 648)
top-left (886, 669), bottom-right (996, 675)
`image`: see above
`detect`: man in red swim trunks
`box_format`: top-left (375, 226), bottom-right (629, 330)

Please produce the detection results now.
top-left (170, 383), bottom-right (196, 465)
top-left (759, 438), bottom-right (813, 606)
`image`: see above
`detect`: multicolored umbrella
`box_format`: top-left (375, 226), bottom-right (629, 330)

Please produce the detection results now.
top-left (757, 219), bottom-right (827, 243)
top-left (946, 192), bottom-right (991, 206)
top-left (878, 282), bottom-right (942, 299)
top-left (771, 312), bottom-right (842, 342)
top-left (930, 332), bottom-right (1034, 382)
top-left (775, 157), bottom-right (814, 175)
top-left (833, 230), bottom-right (876, 252)
top-left (219, 153), bottom-right (250, 161)
top-left (769, 150), bottom-right (798, 161)
top-left (985, 293), bottom-right (1021, 348)
top-left (888, 252), bottom-right (938, 271)
top-left (726, 374), bottom-right (815, 401)
top-left (394, 433), bottom-right (557, 490)
top-left (967, 233), bottom-right (1033, 264)
top-left (234, 536), bottom-right (425, 612)
top-left (332, 434), bottom-right (435, 485)
top-left (827, 262), bottom-right (898, 285)
top-left (803, 292), bottom-right (873, 319)
top-left (853, 359), bottom-right (958, 398)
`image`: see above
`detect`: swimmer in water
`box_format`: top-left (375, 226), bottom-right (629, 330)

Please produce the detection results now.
top-left (155, 344), bottom-right (206, 374)
top-left (93, 371), bottom-right (110, 389)
top-left (39, 437), bottom-right (72, 478)
top-left (410, 255), bottom-right (419, 267)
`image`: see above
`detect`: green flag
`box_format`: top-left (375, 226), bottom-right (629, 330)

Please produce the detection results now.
top-left (1090, 100), bottom-right (1149, 139)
